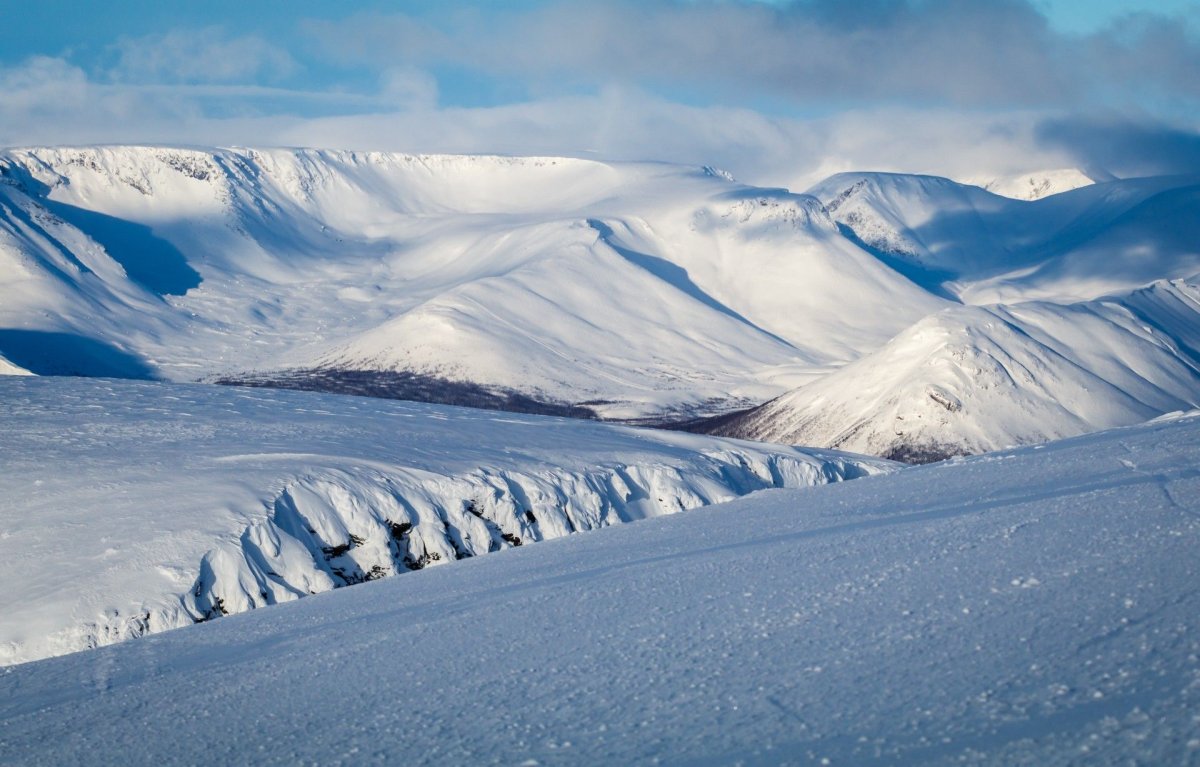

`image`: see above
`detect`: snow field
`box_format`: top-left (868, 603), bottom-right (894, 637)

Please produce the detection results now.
top-left (0, 376), bottom-right (889, 666)
top-left (1, 406), bottom-right (1196, 764)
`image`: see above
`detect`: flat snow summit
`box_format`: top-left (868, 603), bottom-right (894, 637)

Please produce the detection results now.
top-left (2, 407), bottom-right (1198, 764)
top-left (0, 377), bottom-right (886, 665)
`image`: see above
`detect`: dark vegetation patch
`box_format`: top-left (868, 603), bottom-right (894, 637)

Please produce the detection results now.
top-left (213, 368), bottom-right (598, 419)
top-left (882, 443), bottom-right (965, 465)
top-left (651, 405), bottom-right (759, 435)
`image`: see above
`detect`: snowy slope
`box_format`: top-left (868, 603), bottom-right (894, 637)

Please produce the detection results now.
top-left (2, 408), bottom-right (1197, 765)
top-left (698, 173), bottom-right (1200, 458)
top-left (0, 147), bottom-right (942, 419)
top-left (0, 376), bottom-right (890, 666)
top-left (5, 145), bottom-right (1200, 452)
top-left (0, 351), bottom-right (31, 375)
top-left (809, 171), bottom-right (1200, 304)
top-left (708, 279), bottom-right (1200, 460)
top-left (969, 168), bottom-right (1095, 201)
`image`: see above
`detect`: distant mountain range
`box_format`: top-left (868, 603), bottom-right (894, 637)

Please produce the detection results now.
top-left (2, 146), bottom-right (1197, 458)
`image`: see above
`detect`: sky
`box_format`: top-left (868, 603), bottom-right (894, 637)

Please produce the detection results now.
top-left (0, 0), bottom-right (1197, 188)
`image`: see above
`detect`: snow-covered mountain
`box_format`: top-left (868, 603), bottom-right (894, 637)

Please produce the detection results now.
top-left (3, 145), bottom-right (1200, 457)
top-left (3, 407), bottom-right (1196, 765)
top-left (0, 376), bottom-right (890, 666)
top-left (808, 170), bottom-right (1200, 304)
top-left (697, 172), bottom-right (1200, 456)
top-left (0, 146), bottom-right (940, 420)
top-left (707, 280), bottom-right (1200, 460)
top-left (968, 168), bottom-right (1096, 200)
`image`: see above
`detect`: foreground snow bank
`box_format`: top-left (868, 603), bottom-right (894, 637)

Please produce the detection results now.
top-left (0, 377), bottom-right (888, 666)
top-left (2, 408), bottom-right (1197, 764)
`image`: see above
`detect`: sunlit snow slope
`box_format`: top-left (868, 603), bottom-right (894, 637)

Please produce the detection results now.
top-left (2, 409), bottom-right (1196, 765)
top-left (969, 168), bottom-right (1096, 201)
top-left (0, 147), bottom-right (941, 419)
top-left (0, 376), bottom-right (889, 666)
top-left (703, 173), bottom-right (1200, 456)
top-left (711, 280), bottom-right (1200, 460)
top-left (4, 146), bottom-right (1200, 453)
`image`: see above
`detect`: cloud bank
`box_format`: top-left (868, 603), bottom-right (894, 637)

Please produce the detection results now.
top-left (0, 1), bottom-right (1197, 187)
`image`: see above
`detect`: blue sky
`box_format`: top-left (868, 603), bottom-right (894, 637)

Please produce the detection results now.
top-left (1039, 0), bottom-right (1198, 32)
top-left (0, 1), bottom-right (1197, 184)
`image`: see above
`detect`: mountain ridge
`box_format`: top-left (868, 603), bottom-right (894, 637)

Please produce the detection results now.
top-left (3, 145), bottom-right (1200, 456)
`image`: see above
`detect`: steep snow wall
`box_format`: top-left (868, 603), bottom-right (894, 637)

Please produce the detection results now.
top-left (184, 452), bottom-right (862, 625)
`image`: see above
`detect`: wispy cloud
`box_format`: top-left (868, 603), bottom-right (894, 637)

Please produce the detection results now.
top-left (108, 27), bottom-right (297, 84)
top-left (1, 2), bottom-right (1198, 186)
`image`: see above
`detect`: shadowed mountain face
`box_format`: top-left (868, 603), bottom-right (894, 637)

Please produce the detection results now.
top-left (1, 145), bottom-right (1199, 457)
top-left (0, 329), bottom-right (157, 379)
top-left (1, 160), bottom-right (200, 298)
top-left (35, 201), bottom-right (201, 298)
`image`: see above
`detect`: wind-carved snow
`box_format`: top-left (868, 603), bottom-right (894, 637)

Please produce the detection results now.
top-left (0, 377), bottom-right (890, 666)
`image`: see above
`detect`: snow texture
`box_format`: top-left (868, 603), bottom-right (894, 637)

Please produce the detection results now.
top-left (3, 146), bottom-right (1199, 457)
top-left (968, 168), bottom-right (1096, 201)
top-left (711, 279), bottom-right (1200, 461)
top-left (1, 407), bottom-right (1197, 765)
top-left (0, 146), bottom-right (941, 419)
top-left (0, 376), bottom-right (889, 666)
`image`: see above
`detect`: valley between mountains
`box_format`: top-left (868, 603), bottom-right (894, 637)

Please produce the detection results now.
top-left (4, 146), bottom-right (1197, 460)
top-left (2, 148), bottom-right (1199, 765)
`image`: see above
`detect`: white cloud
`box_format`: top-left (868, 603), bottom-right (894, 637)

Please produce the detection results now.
top-left (301, 1), bottom-right (1200, 113)
top-left (109, 27), bottom-right (297, 84)
top-left (378, 68), bottom-right (439, 111)
top-left (0, 57), bottom-right (1089, 187)
top-left (0, 57), bottom-right (91, 112)
top-left (269, 88), bottom-right (1077, 189)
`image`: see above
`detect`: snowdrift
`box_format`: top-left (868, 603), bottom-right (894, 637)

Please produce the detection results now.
top-left (0, 376), bottom-right (890, 666)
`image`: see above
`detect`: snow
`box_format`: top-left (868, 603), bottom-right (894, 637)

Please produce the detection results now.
top-left (4, 145), bottom-right (1200, 458)
top-left (0, 147), bottom-right (941, 420)
top-left (702, 173), bottom-right (1200, 457)
top-left (807, 171), bottom-right (1200, 304)
top-left (0, 351), bottom-right (31, 375)
top-left (713, 279), bottom-right (1200, 460)
top-left (1, 406), bottom-right (1197, 765)
top-left (968, 168), bottom-right (1096, 201)
top-left (0, 376), bottom-right (889, 666)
